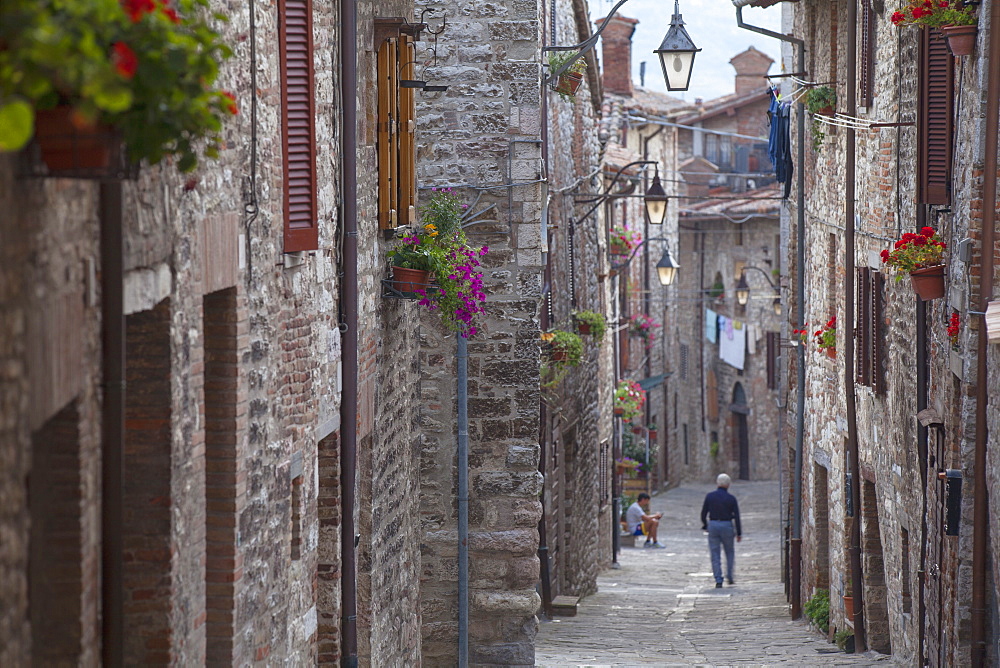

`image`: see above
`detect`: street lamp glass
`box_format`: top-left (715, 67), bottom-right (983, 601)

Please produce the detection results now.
top-left (656, 248), bottom-right (680, 286)
top-left (644, 175), bottom-right (668, 225)
top-left (735, 273), bottom-right (750, 305)
top-left (655, 3), bottom-right (700, 92)
top-left (772, 297), bottom-right (782, 315)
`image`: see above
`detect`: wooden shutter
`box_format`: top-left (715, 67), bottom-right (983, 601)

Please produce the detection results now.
top-left (871, 271), bottom-right (886, 395)
top-left (859, 0), bottom-right (874, 108)
top-left (856, 268), bottom-right (872, 386)
top-left (917, 28), bottom-right (954, 205)
top-left (766, 331), bottom-right (779, 390)
top-left (279, 0), bottom-right (318, 252)
top-left (398, 35), bottom-right (417, 228)
top-left (377, 39), bottom-right (399, 230)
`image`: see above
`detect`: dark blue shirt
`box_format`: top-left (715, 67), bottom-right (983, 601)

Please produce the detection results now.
top-left (700, 487), bottom-right (742, 536)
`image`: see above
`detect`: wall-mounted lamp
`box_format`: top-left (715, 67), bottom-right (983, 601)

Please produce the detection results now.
top-left (655, 0), bottom-right (702, 92)
top-left (734, 266), bottom-right (781, 315)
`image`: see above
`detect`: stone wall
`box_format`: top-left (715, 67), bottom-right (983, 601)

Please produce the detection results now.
top-left (414, 0), bottom-right (545, 664)
top-left (787, 0), bottom-right (1000, 664)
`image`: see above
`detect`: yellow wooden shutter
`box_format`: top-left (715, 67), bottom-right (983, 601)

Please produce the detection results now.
top-left (399, 35), bottom-right (417, 227)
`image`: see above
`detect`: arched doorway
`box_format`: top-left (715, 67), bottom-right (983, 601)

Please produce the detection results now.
top-left (730, 383), bottom-right (750, 480)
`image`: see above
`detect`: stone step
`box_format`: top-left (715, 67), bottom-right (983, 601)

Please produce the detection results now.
top-left (551, 595), bottom-right (580, 617)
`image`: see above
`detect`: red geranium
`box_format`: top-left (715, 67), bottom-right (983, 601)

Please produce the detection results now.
top-left (814, 317), bottom-right (837, 351)
top-left (891, 0), bottom-right (976, 27)
top-left (882, 227), bottom-right (946, 279)
top-left (113, 42), bottom-right (138, 79)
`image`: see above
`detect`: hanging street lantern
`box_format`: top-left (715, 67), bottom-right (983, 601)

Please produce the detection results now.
top-left (656, 247), bottom-right (680, 286)
top-left (655, 0), bottom-right (701, 92)
top-left (644, 173), bottom-right (669, 225)
top-left (735, 271), bottom-right (751, 305)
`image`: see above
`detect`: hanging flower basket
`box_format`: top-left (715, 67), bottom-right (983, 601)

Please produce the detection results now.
top-left (648, 429), bottom-right (658, 441)
top-left (910, 264), bottom-right (946, 300)
top-left (940, 24), bottom-right (977, 56)
top-left (554, 72), bottom-right (584, 97)
top-left (631, 425), bottom-right (643, 435)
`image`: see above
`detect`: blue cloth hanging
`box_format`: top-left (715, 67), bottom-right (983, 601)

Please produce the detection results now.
top-left (768, 90), bottom-right (793, 199)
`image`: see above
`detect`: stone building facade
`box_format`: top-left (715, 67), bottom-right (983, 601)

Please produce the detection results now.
top-left (774, 0), bottom-right (1000, 664)
top-left (0, 0), bottom-right (573, 665)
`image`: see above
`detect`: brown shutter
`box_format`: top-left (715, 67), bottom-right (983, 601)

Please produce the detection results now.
top-left (872, 271), bottom-right (886, 395)
top-left (279, 0), bottom-right (318, 252)
top-left (398, 35), bottom-right (417, 228)
top-left (377, 38), bottom-right (399, 230)
top-left (859, 0), bottom-right (874, 107)
top-left (766, 331), bottom-right (778, 390)
top-left (856, 268), bottom-right (872, 386)
top-left (918, 27), bottom-right (954, 205)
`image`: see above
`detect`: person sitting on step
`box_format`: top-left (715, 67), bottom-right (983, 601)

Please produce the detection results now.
top-left (625, 493), bottom-right (665, 548)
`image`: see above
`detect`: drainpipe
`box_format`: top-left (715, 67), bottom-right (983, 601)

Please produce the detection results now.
top-left (457, 337), bottom-right (469, 668)
top-left (843, 0), bottom-right (867, 653)
top-left (642, 125), bottom-right (665, 485)
top-left (970, 0), bottom-right (1000, 659)
top-left (100, 180), bottom-right (124, 668)
top-left (339, 0), bottom-right (359, 664)
top-left (734, 4), bottom-right (806, 621)
top-left (915, 207), bottom-right (929, 666)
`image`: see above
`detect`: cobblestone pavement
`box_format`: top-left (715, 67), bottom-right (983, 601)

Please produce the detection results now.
top-left (535, 480), bottom-right (893, 667)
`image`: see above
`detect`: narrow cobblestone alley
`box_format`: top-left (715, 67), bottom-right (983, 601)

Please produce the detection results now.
top-left (535, 481), bottom-right (891, 666)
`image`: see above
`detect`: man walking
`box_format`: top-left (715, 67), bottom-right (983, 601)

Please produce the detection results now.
top-left (700, 474), bottom-right (742, 588)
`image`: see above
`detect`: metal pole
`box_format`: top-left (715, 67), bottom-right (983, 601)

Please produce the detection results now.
top-left (844, 0), bottom-right (866, 652)
top-left (100, 180), bottom-right (124, 668)
top-left (457, 335), bottom-right (469, 668)
top-left (339, 0), bottom-right (359, 664)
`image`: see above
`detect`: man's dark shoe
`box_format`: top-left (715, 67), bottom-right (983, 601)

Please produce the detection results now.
top-left (728, 579), bottom-right (735, 585)
top-left (715, 582), bottom-right (723, 588)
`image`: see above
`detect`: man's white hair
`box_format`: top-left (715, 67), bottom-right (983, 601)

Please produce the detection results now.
top-left (717, 473), bottom-right (732, 488)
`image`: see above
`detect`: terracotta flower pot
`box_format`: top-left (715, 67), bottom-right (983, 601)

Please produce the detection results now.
top-left (941, 25), bottom-right (977, 57)
top-left (34, 106), bottom-right (114, 173)
top-left (631, 425), bottom-right (643, 435)
top-left (577, 322), bottom-right (591, 335)
top-left (391, 266), bottom-right (430, 295)
top-left (843, 595), bottom-right (855, 622)
top-left (549, 348), bottom-right (568, 362)
top-left (553, 72), bottom-right (584, 97)
top-left (910, 264), bottom-right (946, 301)
top-left (825, 347), bottom-right (836, 359)
top-left (613, 406), bottom-right (625, 417)
top-left (815, 105), bottom-right (834, 116)
top-left (648, 430), bottom-right (657, 441)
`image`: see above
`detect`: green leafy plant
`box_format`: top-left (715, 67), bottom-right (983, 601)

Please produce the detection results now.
top-left (540, 329), bottom-right (583, 367)
top-left (709, 440), bottom-right (720, 458)
top-left (835, 628), bottom-right (854, 652)
top-left (892, 0), bottom-right (976, 27)
top-left (573, 310), bottom-right (606, 340)
top-left (548, 51), bottom-right (587, 76)
top-left (0, 0), bottom-right (237, 170)
top-left (391, 189), bottom-right (488, 338)
top-left (614, 379), bottom-right (646, 420)
top-left (814, 316), bottom-right (837, 351)
top-left (708, 280), bottom-right (725, 299)
top-left (804, 86), bottom-right (836, 152)
top-left (880, 226), bottom-right (947, 279)
top-left (804, 588), bottom-right (830, 633)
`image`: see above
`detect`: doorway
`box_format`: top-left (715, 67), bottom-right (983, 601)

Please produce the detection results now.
top-left (730, 383), bottom-right (750, 480)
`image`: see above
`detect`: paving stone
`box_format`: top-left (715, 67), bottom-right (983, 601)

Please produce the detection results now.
top-left (535, 481), bottom-right (895, 666)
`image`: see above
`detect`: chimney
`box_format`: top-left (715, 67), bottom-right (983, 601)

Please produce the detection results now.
top-left (729, 46), bottom-right (774, 96)
top-left (595, 14), bottom-right (639, 97)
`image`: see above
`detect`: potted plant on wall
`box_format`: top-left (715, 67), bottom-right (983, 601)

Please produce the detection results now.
top-left (572, 310), bottom-right (606, 339)
top-left (614, 379), bottom-right (645, 420)
top-left (880, 226), bottom-right (947, 300)
top-left (804, 86), bottom-right (837, 152)
top-left (609, 225), bottom-right (642, 257)
top-left (892, 0), bottom-right (978, 56)
top-left (628, 313), bottom-right (661, 349)
top-left (814, 317), bottom-right (837, 358)
top-left (0, 0), bottom-right (237, 173)
top-left (540, 329), bottom-right (583, 366)
top-left (389, 188), bottom-right (489, 338)
top-left (548, 51), bottom-right (587, 100)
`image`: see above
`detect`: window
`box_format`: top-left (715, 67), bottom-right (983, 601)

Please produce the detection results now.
top-left (377, 34), bottom-right (417, 229)
top-left (279, 0), bottom-right (318, 252)
top-left (599, 439), bottom-right (610, 507)
top-left (856, 267), bottom-right (885, 394)
top-left (705, 134), bottom-right (718, 163)
top-left (917, 26), bottom-right (954, 205)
